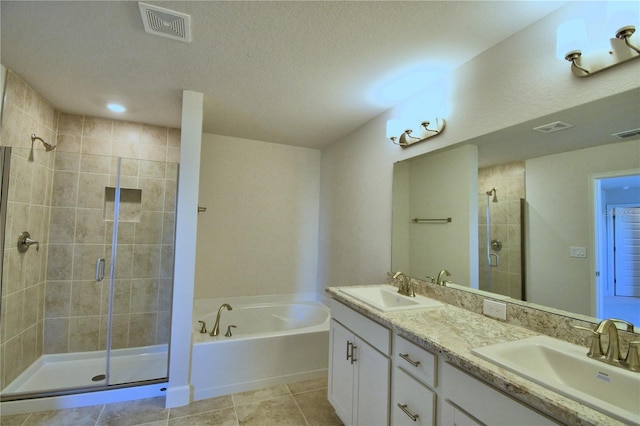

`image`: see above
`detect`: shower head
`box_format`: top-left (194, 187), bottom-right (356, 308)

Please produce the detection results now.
top-left (486, 187), bottom-right (498, 202)
top-left (31, 134), bottom-right (56, 152)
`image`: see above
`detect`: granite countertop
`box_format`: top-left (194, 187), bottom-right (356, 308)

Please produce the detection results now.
top-left (326, 286), bottom-right (627, 426)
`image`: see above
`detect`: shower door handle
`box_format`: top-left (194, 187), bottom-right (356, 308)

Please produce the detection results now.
top-left (96, 258), bottom-right (106, 281)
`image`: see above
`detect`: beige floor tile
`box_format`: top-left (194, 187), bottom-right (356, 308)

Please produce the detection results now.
top-left (0, 412), bottom-right (32, 426)
top-left (21, 405), bottom-right (103, 426)
top-left (168, 407), bottom-right (238, 426)
top-left (232, 384), bottom-right (290, 406)
top-left (287, 377), bottom-right (328, 395)
top-left (96, 396), bottom-right (168, 426)
top-left (235, 396), bottom-right (306, 426)
top-left (293, 389), bottom-right (342, 426)
top-left (169, 395), bottom-right (234, 419)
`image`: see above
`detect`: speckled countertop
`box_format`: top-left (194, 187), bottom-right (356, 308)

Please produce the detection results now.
top-left (326, 286), bottom-right (629, 426)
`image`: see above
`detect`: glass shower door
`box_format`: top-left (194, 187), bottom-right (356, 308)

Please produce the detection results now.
top-left (106, 157), bottom-right (176, 386)
top-left (0, 148), bottom-right (176, 399)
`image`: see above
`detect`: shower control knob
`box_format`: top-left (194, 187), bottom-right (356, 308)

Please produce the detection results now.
top-left (490, 239), bottom-right (502, 251)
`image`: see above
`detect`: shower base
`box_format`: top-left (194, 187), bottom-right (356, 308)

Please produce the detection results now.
top-left (2, 345), bottom-right (168, 395)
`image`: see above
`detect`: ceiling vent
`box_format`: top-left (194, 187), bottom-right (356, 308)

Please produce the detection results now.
top-left (611, 127), bottom-right (640, 139)
top-left (532, 121), bottom-right (574, 134)
top-left (138, 2), bottom-right (191, 43)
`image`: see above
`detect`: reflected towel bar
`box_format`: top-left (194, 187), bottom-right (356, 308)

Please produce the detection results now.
top-left (411, 217), bottom-right (452, 223)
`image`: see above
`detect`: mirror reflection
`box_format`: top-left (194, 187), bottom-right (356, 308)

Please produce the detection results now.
top-left (392, 88), bottom-right (640, 327)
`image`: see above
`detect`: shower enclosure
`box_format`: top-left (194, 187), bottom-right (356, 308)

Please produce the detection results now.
top-left (0, 145), bottom-right (177, 400)
top-left (478, 162), bottom-right (526, 300)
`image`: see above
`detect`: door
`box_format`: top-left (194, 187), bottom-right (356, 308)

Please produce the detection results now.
top-left (354, 337), bottom-right (390, 426)
top-left (612, 206), bottom-right (640, 297)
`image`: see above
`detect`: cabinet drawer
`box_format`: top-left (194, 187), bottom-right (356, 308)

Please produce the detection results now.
top-left (393, 334), bottom-right (437, 387)
top-left (331, 299), bottom-right (391, 355)
top-left (441, 363), bottom-right (557, 425)
top-left (392, 367), bottom-right (436, 426)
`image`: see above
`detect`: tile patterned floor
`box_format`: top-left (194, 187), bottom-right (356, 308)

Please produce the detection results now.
top-left (0, 378), bottom-right (343, 426)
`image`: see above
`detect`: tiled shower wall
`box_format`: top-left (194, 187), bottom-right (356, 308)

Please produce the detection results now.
top-left (44, 114), bottom-right (179, 354)
top-left (0, 70), bottom-right (180, 388)
top-left (478, 161), bottom-right (525, 299)
top-left (0, 71), bottom-right (56, 388)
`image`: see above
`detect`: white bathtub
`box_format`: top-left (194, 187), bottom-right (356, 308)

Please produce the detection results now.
top-left (190, 294), bottom-right (330, 400)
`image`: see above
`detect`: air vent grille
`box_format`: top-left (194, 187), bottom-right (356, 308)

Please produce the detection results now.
top-left (532, 121), bottom-right (574, 134)
top-left (138, 2), bottom-right (191, 43)
top-left (612, 128), bottom-right (640, 139)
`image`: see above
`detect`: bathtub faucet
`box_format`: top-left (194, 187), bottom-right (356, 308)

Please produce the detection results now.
top-left (210, 303), bottom-right (233, 336)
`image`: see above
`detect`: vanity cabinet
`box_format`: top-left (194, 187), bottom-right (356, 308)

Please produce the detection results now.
top-left (440, 362), bottom-right (557, 425)
top-left (328, 301), bottom-right (391, 426)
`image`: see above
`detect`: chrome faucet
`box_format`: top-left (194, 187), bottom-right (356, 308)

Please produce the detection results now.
top-left (576, 318), bottom-right (639, 372)
top-left (210, 303), bottom-right (233, 336)
top-left (436, 269), bottom-right (451, 286)
top-left (393, 271), bottom-right (415, 297)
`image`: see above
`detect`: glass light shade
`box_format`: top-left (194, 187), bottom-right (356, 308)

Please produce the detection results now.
top-left (386, 119), bottom-right (402, 139)
top-left (606, 1), bottom-right (639, 35)
top-left (556, 19), bottom-right (589, 60)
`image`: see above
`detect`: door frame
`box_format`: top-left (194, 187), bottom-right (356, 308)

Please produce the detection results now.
top-left (591, 169), bottom-right (640, 319)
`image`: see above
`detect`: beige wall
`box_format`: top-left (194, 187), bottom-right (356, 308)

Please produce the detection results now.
top-left (392, 145), bottom-right (478, 286)
top-left (525, 139), bottom-right (640, 315)
top-left (195, 134), bottom-right (320, 299)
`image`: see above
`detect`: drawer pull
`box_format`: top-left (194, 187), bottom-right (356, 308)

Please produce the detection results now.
top-left (397, 403), bottom-right (419, 421)
top-left (346, 341), bottom-right (352, 360)
top-left (399, 353), bottom-right (421, 367)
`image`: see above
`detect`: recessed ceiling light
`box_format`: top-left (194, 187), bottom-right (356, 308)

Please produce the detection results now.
top-left (107, 103), bottom-right (126, 113)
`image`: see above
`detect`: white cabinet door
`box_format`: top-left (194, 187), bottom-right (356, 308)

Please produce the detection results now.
top-left (355, 337), bottom-right (390, 426)
top-left (329, 319), bottom-right (355, 425)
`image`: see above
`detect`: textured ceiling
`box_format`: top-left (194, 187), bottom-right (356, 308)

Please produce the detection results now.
top-left (1, 1), bottom-right (566, 149)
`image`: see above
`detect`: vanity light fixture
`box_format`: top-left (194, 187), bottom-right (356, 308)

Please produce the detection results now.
top-left (557, 17), bottom-right (640, 77)
top-left (386, 117), bottom-right (446, 148)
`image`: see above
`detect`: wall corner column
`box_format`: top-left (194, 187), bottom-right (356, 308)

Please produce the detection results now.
top-left (166, 90), bottom-right (203, 408)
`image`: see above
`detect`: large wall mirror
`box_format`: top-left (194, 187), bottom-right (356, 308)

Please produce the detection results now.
top-left (392, 87), bottom-right (640, 329)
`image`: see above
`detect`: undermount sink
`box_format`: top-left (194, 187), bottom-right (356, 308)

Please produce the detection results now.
top-left (339, 284), bottom-right (443, 312)
top-left (472, 335), bottom-right (640, 424)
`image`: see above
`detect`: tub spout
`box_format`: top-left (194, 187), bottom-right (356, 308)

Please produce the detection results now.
top-left (210, 303), bottom-right (233, 336)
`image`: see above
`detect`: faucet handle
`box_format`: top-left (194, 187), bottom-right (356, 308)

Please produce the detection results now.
top-left (573, 325), bottom-right (604, 358)
top-left (198, 321), bottom-right (207, 333)
top-left (225, 325), bottom-right (237, 337)
top-left (425, 276), bottom-right (435, 284)
top-left (623, 341), bottom-right (640, 372)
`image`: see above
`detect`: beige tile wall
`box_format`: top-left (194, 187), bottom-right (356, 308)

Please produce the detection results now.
top-left (478, 161), bottom-right (525, 299)
top-left (0, 70), bottom-right (179, 390)
top-left (0, 71), bottom-right (55, 388)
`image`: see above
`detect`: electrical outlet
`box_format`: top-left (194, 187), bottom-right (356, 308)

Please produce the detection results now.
top-left (483, 299), bottom-right (507, 320)
top-left (570, 246), bottom-right (587, 258)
